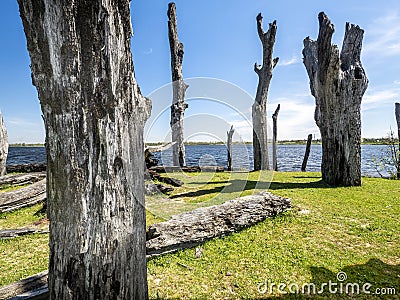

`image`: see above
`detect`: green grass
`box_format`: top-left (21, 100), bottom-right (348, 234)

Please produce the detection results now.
top-left (0, 172), bottom-right (399, 299)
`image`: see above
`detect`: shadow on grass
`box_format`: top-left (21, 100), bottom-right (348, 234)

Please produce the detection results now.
top-left (170, 177), bottom-right (333, 199)
top-left (261, 258), bottom-right (399, 299)
top-left (268, 180), bottom-right (329, 190)
top-left (169, 179), bottom-right (271, 199)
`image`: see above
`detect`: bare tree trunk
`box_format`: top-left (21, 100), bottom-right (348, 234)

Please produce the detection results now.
top-left (0, 112), bottom-right (8, 176)
top-left (253, 13), bottom-right (279, 171)
top-left (301, 134), bottom-right (313, 172)
top-left (303, 12), bottom-right (368, 186)
top-left (227, 125), bottom-right (234, 171)
top-left (395, 102), bottom-right (400, 179)
top-left (18, 1), bottom-right (150, 299)
top-left (168, 2), bottom-right (188, 167)
top-left (272, 104), bottom-right (280, 171)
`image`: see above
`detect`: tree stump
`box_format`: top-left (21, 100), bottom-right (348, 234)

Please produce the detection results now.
top-left (303, 12), bottom-right (368, 186)
top-left (0, 112), bottom-right (8, 176)
top-left (301, 134), bottom-right (313, 172)
top-left (253, 13), bottom-right (279, 171)
top-left (168, 2), bottom-right (188, 167)
top-left (272, 104), bottom-right (280, 171)
top-left (227, 125), bottom-right (234, 171)
top-left (18, 1), bottom-right (150, 298)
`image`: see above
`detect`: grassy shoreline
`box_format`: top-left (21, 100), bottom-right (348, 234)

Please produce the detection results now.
top-left (1, 172), bottom-right (399, 299)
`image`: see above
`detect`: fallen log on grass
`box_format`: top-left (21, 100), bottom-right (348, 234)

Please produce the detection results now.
top-left (0, 191), bottom-right (290, 299)
top-left (0, 172), bottom-right (46, 187)
top-left (0, 179), bottom-right (46, 213)
top-left (0, 271), bottom-right (48, 300)
top-left (146, 191), bottom-right (291, 257)
top-left (0, 228), bottom-right (49, 239)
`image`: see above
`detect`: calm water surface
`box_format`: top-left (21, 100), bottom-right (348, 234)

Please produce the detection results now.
top-left (7, 144), bottom-right (389, 177)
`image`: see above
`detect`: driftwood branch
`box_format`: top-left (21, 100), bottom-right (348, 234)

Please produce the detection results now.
top-left (272, 104), bottom-right (280, 171)
top-left (146, 191), bottom-right (291, 257)
top-left (6, 163), bottom-right (46, 173)
top-left (0, 179), bottom-right (46, 213)
top-left (253, 13), bottom-right (278, 171)
top-left (0, 172), bottom-right (46, 187)
top-left (0, 228), bottom-right (49, 239)
top-left (395, 103), bottom-right (400, 179)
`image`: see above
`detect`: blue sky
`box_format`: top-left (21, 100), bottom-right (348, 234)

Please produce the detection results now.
top-left (1, 0), bottom-right (400, 143)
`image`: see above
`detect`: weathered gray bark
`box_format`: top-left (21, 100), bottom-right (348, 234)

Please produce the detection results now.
top-left (301, 134), bottom-right (313, 172)
top-left (227, 125), bottom-right (234, 171)
top-left (168, 2), bottom-right (188, 167)
top-left (0, 112), bottom-right (8, 176)
top-left (0, 179), bottom-right (46, 213)
top-left (272, 104), bottom-right (280, 171)
top-left (253, 13), bottom-right (279, 171)
top-left (18, 1), bottom-right (150, 299)
top-left (395, 103), bottom-right (400, 178)
top-left (303, 12), bottom-right (368, 186)
top-left (146, 191), bottom-right (291, 257)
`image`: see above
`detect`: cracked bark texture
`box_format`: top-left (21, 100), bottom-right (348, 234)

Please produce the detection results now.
top-left (272, 104), bottom-right (280, 171)
top-left (253, 13), bottom-right (278, 171)
top-left (303, 12), bottom-right (368, 186)
top-left (168, 2), bottom-right (188, 167)
top-left (0, 112), bottom-right (8, 176)
top-left (18, 0), bottom-right (150, 299)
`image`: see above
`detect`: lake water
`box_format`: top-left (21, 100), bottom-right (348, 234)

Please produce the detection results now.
top-left (6, 144), bottom-right (391, 177)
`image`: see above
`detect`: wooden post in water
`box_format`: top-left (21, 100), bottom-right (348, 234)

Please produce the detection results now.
top-left (227, 125), bottom-right (234, 171)
top-left (301, 134), bottom-right (313, 172)
top-left (0, 112), bottom-right (8, 176)
top-left (272, 104), bottom-right (280, 171)
top-left (395, 102), bottom-right (400, 179)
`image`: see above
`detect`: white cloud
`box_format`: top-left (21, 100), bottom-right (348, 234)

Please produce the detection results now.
top-left (394, 80), bottom-right (400, 85)
top-left (279, 55), bottom-right (300, 67)
top-left (362, 86), bottom-right (400, 110)
top-left (143, 48), bottom-right (153, 55)
top-left (364, 12), bottom-right (400, 57)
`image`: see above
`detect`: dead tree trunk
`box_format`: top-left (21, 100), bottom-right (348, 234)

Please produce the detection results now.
top-left (301, 134), bottom-right (313, 172)
top-left (395, 102), bottom-right (400, 178)
top-left (253, 13), bottom-right (279, 171)
top-left (303, 12), bottom-right (368, 186)
top-left (0, 112), bottom-right (8, 176)
top-left (272, 104), bottom-right (280, 171)
top-left (18, 1), bottom-right (150, 299)
top-left (168, 2), bottom-right (188, 167)
top-left (227, 125), bottom-right (234, 171)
